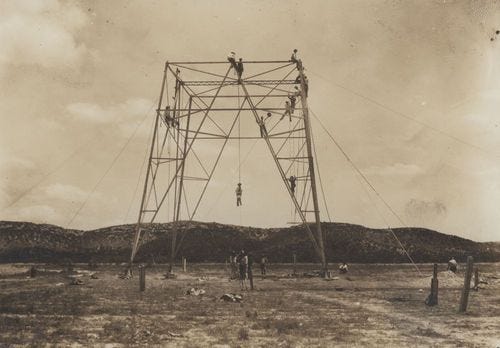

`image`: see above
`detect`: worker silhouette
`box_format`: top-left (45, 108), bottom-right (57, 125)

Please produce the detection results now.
top-left (235, 183), bottom-right (242, 206)
top-left (288, 94), bottom-right (296, 113)
top-left (289, 175), bottom-right (297, 194)
top-left (281, 101), bottom-right (292, 122)
top-left (164, 106), bottom-right (173, 127)
top-left (290, 49), bottom-right (302, 69)
top-left (236, 58), bottom-right (244, 82)
top-left (227, 51), bottom-right (237, 70)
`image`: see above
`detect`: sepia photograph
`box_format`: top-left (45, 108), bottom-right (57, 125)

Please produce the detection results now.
top-left (1, 0), bottom-right (499, 346)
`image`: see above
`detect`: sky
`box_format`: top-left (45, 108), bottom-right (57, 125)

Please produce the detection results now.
top-left (1, 0), bottom-right (500, 242)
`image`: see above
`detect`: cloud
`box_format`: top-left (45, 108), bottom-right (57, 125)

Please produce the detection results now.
top-left (0, 158), bottom-right (37, 207)
top-left (66, 98), bottom-right (154, 136)
top-left (14, 204), bottom-right (64, 225)
top-left (363, 163), bottom-right (424, 177)
top-left (404, 199), bottom-right (447, 222)
top-left (44, 183), bottom-right (90, 203)
top-left (66, 103), bottom-right (115, 124)
top-left (0, 0), bottom-right (89, 72)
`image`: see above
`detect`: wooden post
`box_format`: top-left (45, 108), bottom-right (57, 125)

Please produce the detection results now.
top-left (183, 257), bottom-right (187, 272)
top-left (429, 263), bottom-right (438, 305)
top-left (139, 265), bottom-right (146, 292)
top-left (473, 267), bottom-right (479, 291)
top-left (293, 253), bottom-right (297, 275)
top-left (458, 256), bottom-right (473, 313)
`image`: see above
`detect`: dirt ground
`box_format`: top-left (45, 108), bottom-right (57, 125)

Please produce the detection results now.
top-left (0, 262), bottom-right (499, 347)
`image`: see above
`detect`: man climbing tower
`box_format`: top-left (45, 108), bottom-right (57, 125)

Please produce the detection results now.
top-left (289, 175), bottom-right (297, 194)
top-left (290, 49), bottom-right (302, 69)
top-left (227, 51), bottom-right (237, 70)
top-left (288, 94), bottom-right (296, 113)
top-left (280, 101), bottom-right (292, 122)
top-left (163, 106), bottom-right (173, 127)
top-left (235, 183), bottom-right (242, 206)
top-left (236, 58), bottom-right (244, 82)
top-left (258, 116), bottom-right (267, 138)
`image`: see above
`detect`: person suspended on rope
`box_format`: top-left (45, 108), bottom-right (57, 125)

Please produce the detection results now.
top-left (235, 183), bottom-right (243, 206)
top-left (447, 257), bottom-right (458, 273)
top-left (227, 51), bottom-right (237, 70)
top-left (280, 101), bottom-right (292, 122)
top-left (339, 262), bottom-right (349, 274)
top-left (236, 58), bottom-right (244, 82)
top-left (288, 94), bottom-right (296, 113)
top-left (289, 175), bottom-right (297, 194)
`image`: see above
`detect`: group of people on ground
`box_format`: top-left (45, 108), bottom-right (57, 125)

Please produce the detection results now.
top-left (229, 250), bottom-right (251, 290)
top-left (229, 251), bottom-right (269, 290)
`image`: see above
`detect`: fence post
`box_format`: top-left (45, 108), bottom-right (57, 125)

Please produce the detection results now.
top-left (473, 267), bottom-right (479, 291)
top-left (183, 257), bottom-right (187, 273)
top-left (458, 256), bottom-right (473, 313)
top-left (430, 263), bottom-right (439, 305)
top-left (139, 265), bottom-right (146, 292)
top-left (293, 253), bottom-right (297, 275)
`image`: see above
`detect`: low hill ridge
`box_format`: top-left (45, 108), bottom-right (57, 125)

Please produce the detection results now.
top-left (0, 221), bottom-right (498, 263)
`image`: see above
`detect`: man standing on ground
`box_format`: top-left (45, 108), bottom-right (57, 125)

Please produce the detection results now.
top-left (260, 255), bottom-right (268, 276)
top-left (247, 252), bottom-right (254, 290)
top-left (238, 250), bottom-right (248, 290)
top-left (448, 257), bottom-right (458, 273)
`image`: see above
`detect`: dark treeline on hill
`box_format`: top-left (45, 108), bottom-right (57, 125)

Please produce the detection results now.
top-left (0, 221), bottom-right (499, 264)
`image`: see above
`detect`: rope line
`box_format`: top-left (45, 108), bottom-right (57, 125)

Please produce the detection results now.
top-left (123, 115), bottom-right (156, 223)
top-left (310, 122), bottom-right (332, 222)
top-left (310, 109), bottom-right (422, 275)
top-left (67, 103), bottom-right (155, 228)
top-left (307, 70), bottom-right (500, 161)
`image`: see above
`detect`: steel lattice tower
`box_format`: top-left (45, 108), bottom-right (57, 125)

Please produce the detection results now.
top-left (129, 58), bottom-right (328, 273)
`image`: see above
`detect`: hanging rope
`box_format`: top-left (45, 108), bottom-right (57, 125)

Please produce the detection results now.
top-left (238, 84), bottom-right (241, 184)
top-left (310, 122), bottom-right (332, 222)
top-left (307, 69), bottom-right (500, 162)
top-left (123, 115), bottom-right (156, 223)
top-left (67, 104), bottom-right (155, 228)
top-left (310, 108), bottom-right (422, 276)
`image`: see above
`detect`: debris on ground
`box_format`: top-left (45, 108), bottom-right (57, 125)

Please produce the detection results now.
top-left (323, 277), bottom-right (340, 281)
top-left (90, 273), bottom-right (99, 279)
top-left (163, 273), bottom-right (177, 279)
top-left (245, 310), bottom-right (258, 319)
top-left (220, 293), bottom-right (243, 302)
top-left (167, 331), bottom-right (183, 338)
top-left (413, 270), bottom-right (463, 288)
top-left (70, 278), bottom-right (84, 285)
top-left (186, 287), bottom-right (206, 296)
top-left (119, 269), bottom-right (132, 279)
top-left (197, 276), bottom-right (210, 282)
